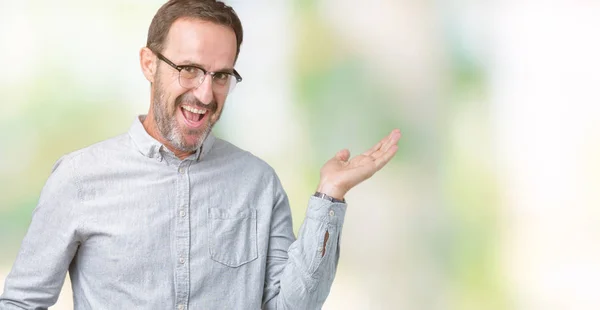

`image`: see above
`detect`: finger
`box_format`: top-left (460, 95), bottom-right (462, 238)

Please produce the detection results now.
top-left (336, 149), bottom-right (350, 162)
top-left (363, 140), bottom-right (382, 157)
top-left (363, 131), bottom-right (395, 157)
top-left (369, 129), bottom-right (401, 159)
top-left (382, 129), bottom-right (401, 152)
top-left (374, 144), bottom-right (399, 170)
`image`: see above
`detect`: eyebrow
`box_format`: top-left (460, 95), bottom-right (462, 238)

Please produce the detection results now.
top-left (178, 60), bottom-right (234, 73)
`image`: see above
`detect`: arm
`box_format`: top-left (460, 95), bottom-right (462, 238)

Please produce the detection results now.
top-left (0, 156), bottom-right (81, 309)
top-left (262, 185), bottom-right (346, 310)
top-left (262, 129), bottom-right (401, 309)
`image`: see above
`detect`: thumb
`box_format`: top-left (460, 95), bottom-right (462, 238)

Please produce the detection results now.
top-left (335, 149), bottom-right (350, 162)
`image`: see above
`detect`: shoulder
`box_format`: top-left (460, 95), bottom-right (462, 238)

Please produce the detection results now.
top-left (51, 133), bottom-right (132, 175)
top-left (208, 137), bottom-right (278, 178)
top-left (206, 138), bottom-right (289, 202)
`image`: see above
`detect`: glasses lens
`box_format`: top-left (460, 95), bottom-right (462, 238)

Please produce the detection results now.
top-left (179, 71), bottom-right (204, 89)
top-left (178, 72), bottom-right (239, 94)
top-left (227, 75), bottom-right (238, 93)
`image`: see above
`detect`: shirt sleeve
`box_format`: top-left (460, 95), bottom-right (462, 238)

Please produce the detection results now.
top-left (262, 177), bottom-right (347, 310)
top-left (0, 156), bottom-right (81, 309)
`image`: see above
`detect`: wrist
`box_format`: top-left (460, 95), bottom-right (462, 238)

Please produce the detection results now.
top-left (316, 182), bottom-right (346, 201)
top-left (313, 192), bottom-right (346, 203)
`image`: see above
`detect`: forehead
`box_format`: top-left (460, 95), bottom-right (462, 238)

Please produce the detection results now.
top-left (163, 18), bottom-right (237, 69)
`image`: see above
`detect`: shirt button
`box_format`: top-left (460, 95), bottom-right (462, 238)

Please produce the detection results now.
top-left (179, 210), bottom-right (186, 217)
top-left (179, 257), bottom-right (185, 264)
top-left (329, 210), bottom-right (335, 217)
top-left (177, 304), bottom-right (185, 310)
top-left (178, 167), bottom-right (185, 174)
top-left (317, 246), bottom-right (323, 252)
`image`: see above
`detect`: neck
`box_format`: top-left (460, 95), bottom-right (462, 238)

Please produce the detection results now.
top-left (141, 114), bottom-right (195, 160)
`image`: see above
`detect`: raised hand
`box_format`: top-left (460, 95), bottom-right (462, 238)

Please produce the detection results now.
top-left (316, 129), bottom-right (401, 200)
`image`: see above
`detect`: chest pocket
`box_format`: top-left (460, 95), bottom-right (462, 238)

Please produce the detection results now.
top-left (208, 207), bottom-right (258, 267)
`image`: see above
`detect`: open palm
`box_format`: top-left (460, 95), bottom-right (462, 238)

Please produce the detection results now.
top-left (317, 129), bottom-right (401, 200)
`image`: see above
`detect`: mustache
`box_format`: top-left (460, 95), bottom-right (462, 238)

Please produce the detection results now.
top-left (175, 93), bottom-right (217, 113)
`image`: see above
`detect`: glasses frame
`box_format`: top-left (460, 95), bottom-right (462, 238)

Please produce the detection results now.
top-left (152, 50), bottom-right (242, 91)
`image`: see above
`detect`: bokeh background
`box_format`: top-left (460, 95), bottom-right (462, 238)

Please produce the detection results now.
top-left (1, 0), bottom-right (599, 309)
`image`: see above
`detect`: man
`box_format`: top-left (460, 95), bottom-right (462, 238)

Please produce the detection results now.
top-left (0, 0), bottom-right (400, 309)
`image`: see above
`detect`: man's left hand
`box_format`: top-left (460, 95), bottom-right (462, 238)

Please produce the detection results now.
top-left (316, 129), bottom-right (401, 200)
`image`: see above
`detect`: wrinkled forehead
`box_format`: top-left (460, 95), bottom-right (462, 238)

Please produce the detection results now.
top-left (163, 17), bottom-right (237, 69)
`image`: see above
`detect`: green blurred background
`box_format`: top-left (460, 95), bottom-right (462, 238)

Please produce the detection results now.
top-left (1, 1), bottom-right (599, 309)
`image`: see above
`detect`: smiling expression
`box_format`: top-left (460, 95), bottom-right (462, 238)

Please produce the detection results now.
top-left (141, 18), bottom-right (238, 158)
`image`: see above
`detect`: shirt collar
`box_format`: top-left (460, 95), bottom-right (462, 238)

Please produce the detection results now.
top-left (128, 115), bottom-right (215, 161)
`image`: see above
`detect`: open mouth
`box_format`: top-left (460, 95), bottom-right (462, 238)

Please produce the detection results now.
top-left (180, 105), bottom-right (208, 128)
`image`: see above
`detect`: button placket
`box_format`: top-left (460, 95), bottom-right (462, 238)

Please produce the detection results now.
top-left (174, 161), bottom-right (191, 308)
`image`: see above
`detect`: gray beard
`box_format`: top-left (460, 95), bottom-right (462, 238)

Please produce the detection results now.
top-left (152, 86), bottom-right (214, 153)
top-left (165, 118), bottom-right (213, 153)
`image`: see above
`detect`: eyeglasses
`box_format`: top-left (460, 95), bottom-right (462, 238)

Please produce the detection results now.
top-left (152, 50), bottom-right (242, 94)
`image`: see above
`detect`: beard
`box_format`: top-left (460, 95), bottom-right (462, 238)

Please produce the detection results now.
top-left (152, 78), bottom-right (219, 153)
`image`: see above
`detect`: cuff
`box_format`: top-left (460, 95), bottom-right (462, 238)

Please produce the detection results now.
top-left (305, 196), bottom-right (347, 227)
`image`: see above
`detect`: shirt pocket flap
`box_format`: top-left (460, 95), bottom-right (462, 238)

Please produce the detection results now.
top-left (208, 207), bottom-right (258, 267)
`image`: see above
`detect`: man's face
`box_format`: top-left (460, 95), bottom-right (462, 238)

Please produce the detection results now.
top-left (150, 18), bottom-right (237, 153)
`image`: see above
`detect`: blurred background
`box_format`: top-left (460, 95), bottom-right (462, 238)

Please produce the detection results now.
top-left (1, 0), bottom-right (599, 309)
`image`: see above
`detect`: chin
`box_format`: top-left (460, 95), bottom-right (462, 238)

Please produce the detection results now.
top-left (183, 128), bottom-right (211, 150)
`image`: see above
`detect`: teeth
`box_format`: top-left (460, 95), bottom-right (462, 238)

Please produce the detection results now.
top-left (182, 105), bottom-right (207, 114)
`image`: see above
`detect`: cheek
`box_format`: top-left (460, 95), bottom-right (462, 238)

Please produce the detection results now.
top-left (166, 90), bottom-right (187, 112)
top-left (215, 93), bottom-right (228, 111)
top-left (158, 72), bottom-right (186, 108)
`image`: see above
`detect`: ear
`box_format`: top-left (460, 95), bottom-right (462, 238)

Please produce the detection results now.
top-left (140, 47), bottom-right (157, 83)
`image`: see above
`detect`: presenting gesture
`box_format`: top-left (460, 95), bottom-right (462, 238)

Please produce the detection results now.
top-left (317, 129), bottom-right (402, 200)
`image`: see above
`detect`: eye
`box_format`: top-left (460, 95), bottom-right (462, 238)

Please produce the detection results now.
top-left (180, 66), bottom-right (202, 79)
top-left (182, 66), bottom-right (197, 73)
top-left (213, 72), bottom-right (230, 82)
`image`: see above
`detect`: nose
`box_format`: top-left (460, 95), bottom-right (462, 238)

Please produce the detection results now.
top-left (192, 76), bottom-right (214, 105)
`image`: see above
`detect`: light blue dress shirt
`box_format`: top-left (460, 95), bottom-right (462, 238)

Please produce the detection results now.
top-left (0, 116), bottom-right (347, 310)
